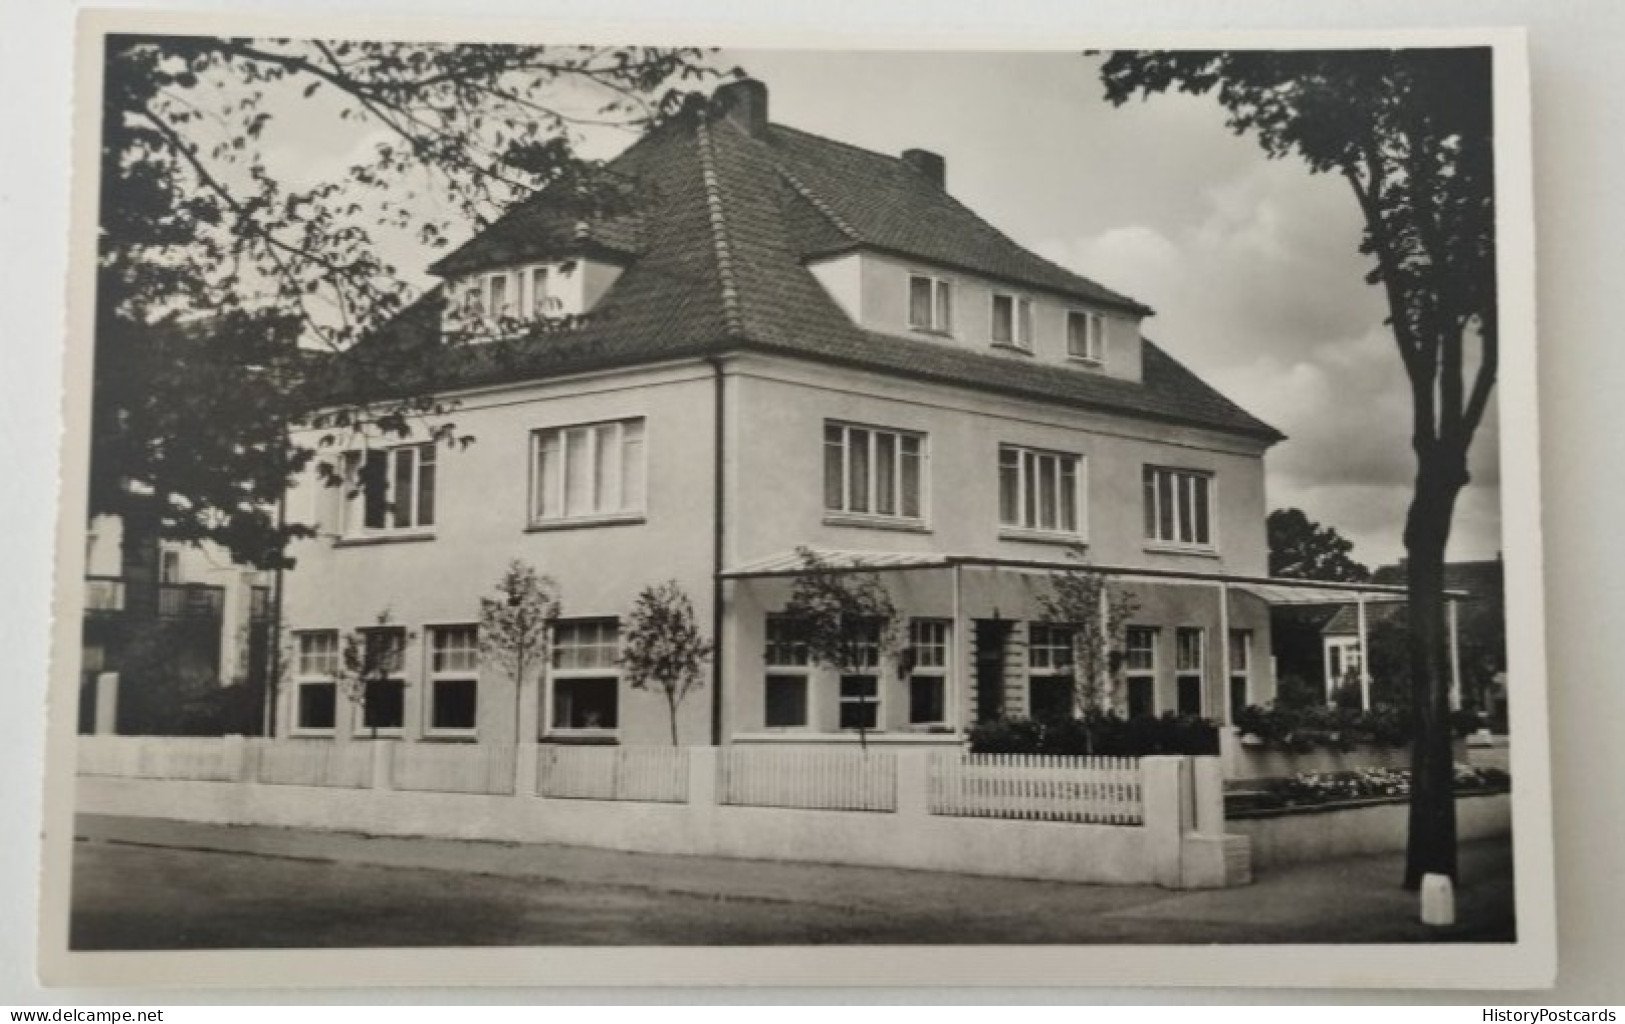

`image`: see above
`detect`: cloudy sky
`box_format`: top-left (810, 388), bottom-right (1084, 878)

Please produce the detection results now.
top-left (255, 45), bottom-right (1502, 569)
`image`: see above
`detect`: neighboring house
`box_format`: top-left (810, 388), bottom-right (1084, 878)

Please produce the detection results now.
top-left (276, 78), bottom-right (1315, 749)
top-left (1319, 557), bottom-right (1506, 721)
top-left (80, 514), bottom-right (274, 734)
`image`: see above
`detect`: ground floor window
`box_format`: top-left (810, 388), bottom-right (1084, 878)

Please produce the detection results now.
top-left (1027, 623), bottom-right (1074, 721)
top-left (1175, 627), bottom-right (1204, 716)
top-left (551, 677), bottom-right (618, 730)
top-left (551, 619), bottom-right (620, 732)
top-left (1127, 677), bottom-right (1154, 719)
top-left (297, 681), bottom-right (337, 731)
top-left (1229, 628), bottom-right (1252, 724)
top-left (839, 675), bottom-right (880, 731)
top-left (294, 630), bottom-right (339, 733)
top-left (1124, 626), bottom-right (1158, 718)
top-left (765, 675), bottom-right (809, 728)
top-left (428, 625), bottom-right (479, 734)
top-left (361, 679), bottom-right (406, 732)
top-left (764, 615), bottom-right (811, 729)
top-left (908, 619), bottom-right (950, 726)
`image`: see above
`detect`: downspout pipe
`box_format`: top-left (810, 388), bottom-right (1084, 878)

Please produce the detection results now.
top-left (708, 356), bottom-right (727, 746)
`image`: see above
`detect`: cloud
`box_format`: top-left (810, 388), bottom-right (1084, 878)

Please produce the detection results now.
top-left (1035, 156), bottom-right (1502, 567)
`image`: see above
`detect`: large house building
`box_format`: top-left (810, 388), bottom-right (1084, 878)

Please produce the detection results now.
top-left (275, 78), bottom-right (1297, 750)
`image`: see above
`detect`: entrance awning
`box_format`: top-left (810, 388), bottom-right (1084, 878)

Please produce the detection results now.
top-left (722, 548), bottom-right (1466, 602)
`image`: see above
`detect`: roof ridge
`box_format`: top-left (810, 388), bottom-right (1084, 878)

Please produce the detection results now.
top-left (695, 116), bottom-right (746, 339)
top-left (774, 164), bottom-right (859, 241)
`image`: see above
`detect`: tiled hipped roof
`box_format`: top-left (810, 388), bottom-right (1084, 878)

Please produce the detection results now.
top-left (353, 98), bottom-right (1283, 444)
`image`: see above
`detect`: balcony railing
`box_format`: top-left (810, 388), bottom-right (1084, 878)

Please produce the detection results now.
top-left (83, 577), bottom-right (225, 620)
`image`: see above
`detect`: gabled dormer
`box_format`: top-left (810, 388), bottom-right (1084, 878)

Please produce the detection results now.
top-left (439, 256), bottom-right (626, 339)
top-left (426, 172), bottom-right (643, 341)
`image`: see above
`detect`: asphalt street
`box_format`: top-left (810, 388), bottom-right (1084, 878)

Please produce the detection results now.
top-left (67, 814), bottom-right (1516, 948)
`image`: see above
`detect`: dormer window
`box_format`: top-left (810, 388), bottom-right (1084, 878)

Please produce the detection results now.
top-left (1067, 309), bottom-right (1105, 363)
top-left (992, 293), bottom-right (1034, 351)
top-left (908, 274), bottom-right (953, 334)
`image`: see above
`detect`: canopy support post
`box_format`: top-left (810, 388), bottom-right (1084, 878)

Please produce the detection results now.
top-left (1356, 594), bottom-right (1371, 711)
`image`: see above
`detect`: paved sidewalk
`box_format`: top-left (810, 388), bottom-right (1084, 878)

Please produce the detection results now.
top-left (73, 813), bottom-right (1515, 945)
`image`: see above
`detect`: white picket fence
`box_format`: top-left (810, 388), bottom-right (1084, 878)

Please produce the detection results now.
top-left (76, 738), bottom-right (1140, 826)
top-left (255, 740), bottom-right (374, 789)
top-left (929, 752), bottom-right (1144, 825)
top-left (391, 743), bottom-right (516, 796)
top-left (717, 746), bottom-right (897, 812)
top-left (77, 735), bottom-right (245, 782)
top-left (536, 745), bottom-right (689, 803)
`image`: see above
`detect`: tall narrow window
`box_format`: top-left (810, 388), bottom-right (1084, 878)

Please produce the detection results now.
top-left (1228, 629), bottom-right (1252, 725)
top-left (356, 626), bottom-right (407, 734)
top-left (908, 274), bottom-right (953, 333)
top-left (532, 418), bottom-right (646, 524)
top-left (999, 445), bottom-right (1082, 535)
top-left (823, 422), bottom-right (926, 522)
top-left (428, 625), bottom-right (479, 735)
top-left (1143, 466), bottom-right (1214, 547)
top-left (1125, 626), bottom-right (1158, 719)
top-left (908, 619), bottom-right (950, 726)
top-left (346, 444), bottom-right (437, 535)
top-left (294, 630), bottom-right (339, 733)
top-left (838, 619), bottom-right (884, 731)
top-left (1067, 310), bottom-right (1105, 362)
top-left (1175, 627), bottom-right (1204, 717)
top-left (764, 615), bottom-right (811, 729)
top-left (1027, 623), bottom-right (1075, 721)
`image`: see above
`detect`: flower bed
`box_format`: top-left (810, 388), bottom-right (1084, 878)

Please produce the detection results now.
top-left (1225, 763), bottom-right (1509, 817)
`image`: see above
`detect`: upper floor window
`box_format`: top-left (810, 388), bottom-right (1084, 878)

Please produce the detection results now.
top-left (908, 274), bottom-right (953, 333)
top-left (1067, 310), bottom-right (1105, 363)
top-left (532, 418), bottom-right (646, 525)
top-left (991, 293), bottom-right (1034, 350)
top-left (999, 445), bottom-right (1082, 535)
top-left (824, 422), bottom-right (925, 522)
top-left (1143, 466), bottom-right (1213, 548)
top-left (345, 444), bottom-right (436, 535)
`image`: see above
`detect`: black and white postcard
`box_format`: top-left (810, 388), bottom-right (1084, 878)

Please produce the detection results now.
top-left (36, 11), bottom-right (1552, 990)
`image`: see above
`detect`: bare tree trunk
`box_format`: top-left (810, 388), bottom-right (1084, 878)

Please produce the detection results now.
top-left (1403, 451), bottom-right (1466, 889)
top-left (668, 691), bottom-right (679, 747)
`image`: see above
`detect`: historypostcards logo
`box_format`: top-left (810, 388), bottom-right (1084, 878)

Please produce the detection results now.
top-left (1484, 1012), bottom-right (1617, 1022)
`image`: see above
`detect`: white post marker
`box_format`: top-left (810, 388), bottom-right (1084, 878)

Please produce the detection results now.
top-left (1420, 872), bottom-right (1456, 926)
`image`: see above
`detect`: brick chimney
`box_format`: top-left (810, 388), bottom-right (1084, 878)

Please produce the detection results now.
top-left (714, 78), bottom-right (769, 138)
top-left (902, 148), bottom-right (945, 188)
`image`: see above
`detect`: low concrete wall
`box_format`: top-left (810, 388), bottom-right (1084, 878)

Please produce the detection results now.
top-left (1229, 792), bottom-right (1511, 870)
top-left (1220, 727), bottom-right (1466, 784)
top-left (78, 748), bottom-right (1240, 888)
